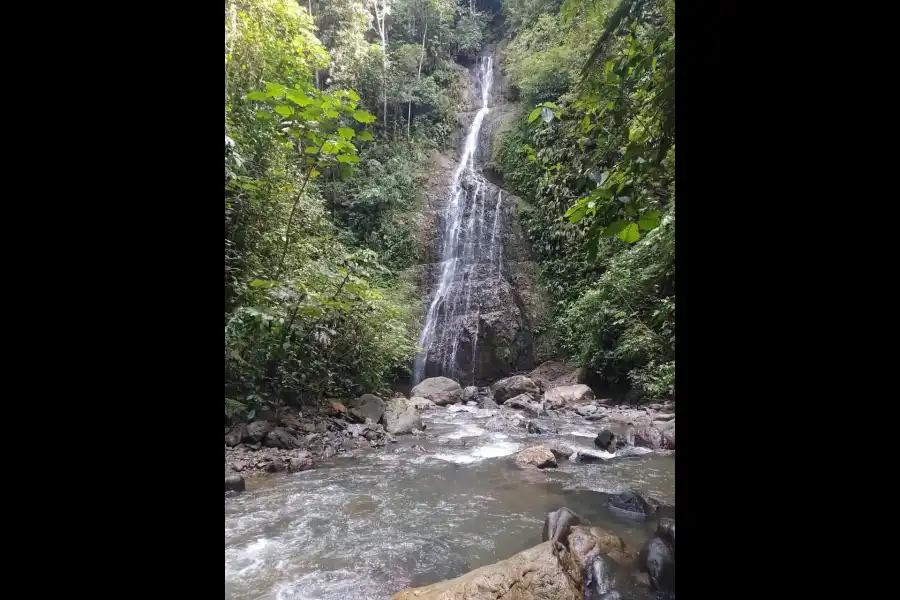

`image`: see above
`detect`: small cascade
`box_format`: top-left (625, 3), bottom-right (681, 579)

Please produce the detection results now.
top-left (414, 56), bottom-right (508, 385)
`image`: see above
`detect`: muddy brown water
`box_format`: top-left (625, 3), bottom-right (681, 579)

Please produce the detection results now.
top-left (225, 406), bottom-right (674, 600)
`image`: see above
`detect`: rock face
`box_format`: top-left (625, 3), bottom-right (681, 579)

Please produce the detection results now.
top-left (634, 426), bottom-right (664, 450)
top-left (515, 445), bottom-right (557, 469)
top-left (527, 361), bottom-right (580, 390)
top-left (491, 375), bottom-right (539, 403)
top-left (382, 398), bottom-right (424, 434)
top-left (544, 384), bottom-right (594, 409)
top-left (347, 394), bottom-right (385, 423)
top-left (411, 377), bottom-right (463, 406)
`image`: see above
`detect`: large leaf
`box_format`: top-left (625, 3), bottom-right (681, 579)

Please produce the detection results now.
top-left (617, 223), bottom-right (640, 243)
top-left (337, 127), bottom-right (355, 140)
top-left (265, 82), bottom-right (286, 97)
top-left (601, 220), bottom-right (631, 237)
top-left (286, 89), bottom-right (313, 106)
top-left (245, 91), bottom-right (268, 101)
top-left (624, 144), bottom-right (644, 161)
top-left (337, 154), bottom-right (360, 164)
top-left (357, 130), bottom-right (374, 141)
top-left (274, 105), bottom-right (293, 117)
top-left (638, 210), bottom-right (662, 231)
top-left (353, 110), bottom-right (376, 123)
top-left (528, 107), bottom-right (543, 122)
top-left (566, 202), bottom-right (588, 223)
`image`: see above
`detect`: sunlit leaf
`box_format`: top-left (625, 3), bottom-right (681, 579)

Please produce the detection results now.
top-left (337, 154), bottom-right (360, 163)
top-left (601, 220), bottom-right (631, 237)
top-left (638, 210), bottom-right (662, 231)
top-left (286, 89), bottom-right (313, 106)
top-left (357, 130), bottom-right (374, 141)
top-left (617, 223), bottom-right (640, 243)
top-left (265, 82), bottom-right (286, 97)
top-left (338, 127), bottom-right (355, 140)
top-left (528, 107), bottom-right (542, 122)
top-left (324, 109), bottom-right (339, 118)
top-left (245, 91), bottom-right (267, 101)
top-left (353, 110), bottom-right (376, 123)
top-left (274, 105), bottom-right (293, 117)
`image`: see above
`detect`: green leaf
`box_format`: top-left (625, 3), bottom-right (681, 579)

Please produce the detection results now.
top-left (249, 279), bottom-right (277, 288)
top-left (337, 154), bottom-right (360, 163)
top-left (265, 82), bottom-right (286, 97)
top-left (353, 110), bottom-right (376, 123)
top-left (255, 110), bottom-right (273, 120)
top-left (638, 210), bottom-right (662, 231)
top-left (565, 202), bottom-right (588, 223)
top-left (528, 107), bottom-right (542, 122)
top-left (274, 105), bottom-right (293, 117)
top-left (304, 146), bottom-right (320, 154)
top-left (322, 139), bottom-right (339, 154)
top-left (542, 101), bottom-right (559, 109)
top-left (338, 127), bottom-right (355, 140)
top-left (286, 89), bottom-right (312, 106)
top-left (347, 90), bottom-right (360, 102)
top-left (357, 130), bottom-right (374, 141)
top-left (618, 223), bottom-right (640, 243)
top-left (245, 91), bottom-right (268, 101)
top-left (324, 109), bottom-right (339, 118)
top-left (623, 144), bottom-right (644, 161)
top-left (310, 168), bottom-right (321, 179)
top-left (601, 220), bottom-right (631, 237)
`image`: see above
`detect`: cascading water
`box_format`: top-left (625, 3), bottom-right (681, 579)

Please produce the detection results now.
top-left (414, 56), bottom-right (506, 385)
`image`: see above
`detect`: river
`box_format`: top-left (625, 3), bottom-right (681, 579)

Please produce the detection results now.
top-left (225, 405), bottom-right (675, 600)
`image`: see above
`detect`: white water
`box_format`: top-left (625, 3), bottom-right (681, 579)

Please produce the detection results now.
top-left (414, 56), bottom-right (507, 385)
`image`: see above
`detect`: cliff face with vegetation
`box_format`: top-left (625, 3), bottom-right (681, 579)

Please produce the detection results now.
top-left (224, 0), bottom-right (675, 423)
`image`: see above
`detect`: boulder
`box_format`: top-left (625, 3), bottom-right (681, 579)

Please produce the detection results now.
top-left (263, 427), bottom-right (302, 449)
top-left (478, 396), bottom-right (498, 409)
top-left (484, 413), bottom-right (524, 430)
top-left (328, 401), bottom-right (347, 416)
top-left (243, 420), bottom-right (273, 444)
top-left (594, 429), bottom-right (617, 451)
top-left (542, 507), bottom-right (583, 549)
top-left (527, 361), bottom-right (580, 389)
top-left (515, 445), bottom-right (558, 469)
top-left (347, 394), bottom-right (385, 424)
top-left (571, 449), bottom-right (615, 464)
top-left (635, 426), bottom-right (664, 450)
top-left (505, 393), bottom-right (545, 417)
top-left (574, 404), bottom-right (599, 417)
top-left (662, 425), bottom-right (675, 449)
top-left (288, 452), bottom-right (313, 472)
top-left (544, 384), bottom-right (595, 409)
top-left (224, 474), bottom-right (245, 492)
top-left (382, 398), bottom-right (424, 435)
top-left (265, 456), bottom-right (286, 472)
top-left (225, 423), bottom-right (246, 447)
top-left (607, 491), bottom-right (655, 520)
top-left (546, 441), bottom-right (576, 461)
top-left (584, 555), bottom-right (616, 600)
top-left (491, 375), bottom-right (539, 403)
top-left (276, 407), bottom-right (303, 429)
top-left (408, 396), bottom-right (437, 411)
top-left (462, 386), bottom-right (479, 402)
top-left (391, 523), bottom-right (636, 600)
top-left (391, 541), bottom-right (582, 600)
top-left (411, 377), bottom-right (463, 406)
top-left (639, 519), bottom-right (675, 594)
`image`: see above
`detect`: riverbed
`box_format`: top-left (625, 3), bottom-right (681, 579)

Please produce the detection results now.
top-left (225, 405), bottom-right (674, 600)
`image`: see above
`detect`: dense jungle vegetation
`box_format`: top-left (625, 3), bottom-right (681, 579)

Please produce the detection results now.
top-left (496, 0), bottom-right (675, 398)
top-left (224, 0), bottom-right (675, 421)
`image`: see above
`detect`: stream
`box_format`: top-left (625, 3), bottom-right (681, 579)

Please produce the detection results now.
top-left (225, 406), bottom-right (675, 600)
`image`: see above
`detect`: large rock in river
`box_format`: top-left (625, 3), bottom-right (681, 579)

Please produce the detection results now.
top-left (544, 384), bottom-right (594, 409)
top-left (243, 420), bottom-right (273, 444)
top-left (382, 398), bottom-right (424, 434)
top-left (490, 374), bottom-right (539, 404)
top-left (391, 524), bottom-right (637, 600)
top-left (347, 393), bottom-right (385, 423)
top-left (408, 396), bottom-right (437, 411)
top-left (411, 377), bottom-right (463, 406)
top-left (505, 392), bottom-right (545, 417)
top-left (514, 445), bottom-right (558, 469)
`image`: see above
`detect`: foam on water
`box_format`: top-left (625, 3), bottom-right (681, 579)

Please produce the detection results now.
top-left (446, 424), bottom-right (486, 439)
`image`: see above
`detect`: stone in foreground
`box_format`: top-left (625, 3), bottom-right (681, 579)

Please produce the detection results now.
top-left (411, 376), bottom-right (463, 406)
top-left (391, 523), bottom-right (637, 600)
top-left (515, 445), bottom-right (557, 469)
top-left (224, 474), bottom-right (245, 492)
top-left (347, 393), bottom-right (385, 424)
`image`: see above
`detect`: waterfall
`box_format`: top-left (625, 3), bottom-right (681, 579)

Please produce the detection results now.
top-left (414, 56), bottom-right (505, 385)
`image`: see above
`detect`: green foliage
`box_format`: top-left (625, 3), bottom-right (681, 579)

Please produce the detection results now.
top-left (224, 0), bottom-right (420, 419)
top-left (496, 0), bottom-right (675, 399)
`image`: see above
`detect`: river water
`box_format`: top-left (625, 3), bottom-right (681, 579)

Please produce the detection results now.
top-left (225, 406), bottom-right (675, 600)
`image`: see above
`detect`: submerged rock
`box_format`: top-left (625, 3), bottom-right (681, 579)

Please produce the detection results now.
top-left (287, 453), bottom-right (313, 472)
top-left (584, 555), bottom-right (616, 600)
top-left (490, 374), bottom-right (539, 404)
top-left (594, 429), bottom-right (617, 451)
top-left (224, 474), bottom-right (245, 492)
top-left (571, 449), bottom-right (615, 464)
top-left (639, 518), bottom-right (675, 594)
top-left (515, 445), bottom-right (558, 469)
top-left (411, 377), bottom-right (463, 406)
top-left (544, 384), bottom-right (594, 409)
